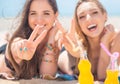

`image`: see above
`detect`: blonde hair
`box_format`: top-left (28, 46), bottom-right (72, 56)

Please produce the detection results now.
top-left (73, 0), bottom-right (107, 74)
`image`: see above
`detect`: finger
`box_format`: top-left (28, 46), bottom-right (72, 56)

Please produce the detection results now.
top-left (65, 35), bottom-right (75, 48)
top-left (49, 25), bottom-right (59, 37)
top-left (58, 38), bottom-right (63, 50)
top-left (109, 24), bottom-right (114, 32)
top-left (102, 28), bottom-right (107, 34)
top-left (17, 43), bottom-right (23, 59)
top-left (52, 20), bottom-right (57, 27)
top-left (28, 25), bottom-right (40, 41)
top-left (34, 29), bottom-right (47, 47)
top-left (56, 19), bottom-right (66, 34)
top-left (19, 40), bottom-right (25, 54)
top-left (15, 41), bottom-right (23, 59)
top-left (105, 24), bottom-right (114, 32)
top-left (68, 18), bottom-right (76, 34)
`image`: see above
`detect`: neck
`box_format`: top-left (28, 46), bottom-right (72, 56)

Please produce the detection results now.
top-left (87, 37), bottom-right (101, 60)
top-left (87, 37), bottom-right (100, 50)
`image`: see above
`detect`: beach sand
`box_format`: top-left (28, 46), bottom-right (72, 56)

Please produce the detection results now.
top-left (0, 78), bottom-right (104, 84)
top-left (0, 16), bottom-right (119, 84)
top-left (0, 79), bottom-right (78, 84)
top-left (0, 16), bottom-right (120, 33)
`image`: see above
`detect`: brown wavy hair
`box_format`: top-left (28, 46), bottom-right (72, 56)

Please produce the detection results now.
top-left (7, 0), bottom-right (58, 79)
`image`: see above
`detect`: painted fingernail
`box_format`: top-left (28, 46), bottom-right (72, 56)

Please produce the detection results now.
top-left (20, 48), bottom-right (22, 51)
top-left (23, 47), bottom-right (28, 51)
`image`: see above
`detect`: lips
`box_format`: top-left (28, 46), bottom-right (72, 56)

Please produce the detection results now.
top-left (39, 25), bottom-right (45, 28)
top-left (87, 24), bottom-right (97, 31)
top-left (34, 24), bottom-right (46, 35)
top-left (35, 24), bottom-right (46, 28)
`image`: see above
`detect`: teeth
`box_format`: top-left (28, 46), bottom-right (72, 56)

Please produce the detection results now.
top-left (36, 24), bottom-right (45, 28)
top-left (88, 24), bottom-right (96, 29)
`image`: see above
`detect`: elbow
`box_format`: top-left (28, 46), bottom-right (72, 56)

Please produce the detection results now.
top-left (97, 73), bottom-right (106, 81)
top-left (97, 76), bottom-right (105, 82)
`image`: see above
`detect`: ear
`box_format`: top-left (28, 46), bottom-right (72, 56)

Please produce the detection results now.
top-left (103, 12), bottom-right (107, 22)
top-left (55, 12), bottom-right (59, 19)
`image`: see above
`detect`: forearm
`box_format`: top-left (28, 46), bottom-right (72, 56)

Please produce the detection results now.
top-left (40, 55), bottom-right (58, 76)
top-left (97, 43), bottom-right (110, 80)
top-left (40, 29), bottom-right (60, 77)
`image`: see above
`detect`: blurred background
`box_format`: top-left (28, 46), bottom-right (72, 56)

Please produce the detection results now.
top-left (0, 0), bottom-right (120, 17)
top-left (0, 0), bottom-right (120, 44)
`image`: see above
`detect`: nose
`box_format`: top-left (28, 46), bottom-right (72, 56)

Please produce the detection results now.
top-left (86, 14), bottom-right (92, 21)
top-left (36, 16), bottom-right (44, 24)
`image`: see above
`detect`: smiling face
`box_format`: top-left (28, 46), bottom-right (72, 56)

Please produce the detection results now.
top-left (77, 2), bottom-right (107, 38)
top-left (28, 0), bottom-right (58, 30)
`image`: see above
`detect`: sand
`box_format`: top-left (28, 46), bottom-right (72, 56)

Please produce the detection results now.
top-left (0, 79), bottom-right (77, 84)
top-left (0, 78), bottom-right (104, 84)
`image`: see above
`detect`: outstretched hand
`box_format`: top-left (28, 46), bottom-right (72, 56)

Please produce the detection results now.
top-left (13, 25), bottom-right (48, 60)
top-left (53, 19), bottom-right (66, 50)
top-left (56, 19), bottom-right (83, 58)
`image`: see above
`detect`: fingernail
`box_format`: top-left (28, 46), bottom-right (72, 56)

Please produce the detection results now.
top-left (20, 48), bottom-right (22, 51)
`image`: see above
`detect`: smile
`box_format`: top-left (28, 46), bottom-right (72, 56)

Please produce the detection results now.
top-left (87, 24), bottom-right (97, 31)
top-left (36, 24), bottom-right (46, 28)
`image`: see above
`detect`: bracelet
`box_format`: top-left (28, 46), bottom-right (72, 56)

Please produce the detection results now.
top-left (46, 43), bottom-right (53, 51)
top-left (44, 52), bottom-right (57, 56)
top-left (45, 43), bottom-right (59, 56)
top-left (41, 43), bottom-right (59, 63)
top-left (42, 58), bottom-right (57, 63)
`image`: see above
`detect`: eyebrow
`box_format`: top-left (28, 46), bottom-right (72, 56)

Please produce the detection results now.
top-left (29, 10), bottom-right (35, 13)
top-left (29, 10), bottom-right (52, 13)
top-left (78, 9), bottom-right (98, 15)
top-left (43, 10), bottom-right (52, 13)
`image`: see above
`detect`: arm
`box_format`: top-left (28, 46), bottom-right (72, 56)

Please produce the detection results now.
top-left (40, 25), bottom-right (59, 78)
top-left (97, 24), bottom-right (116, 80)
top-left (97, 42), bottom-right (110, 80)
top-left (111, 31), bottom-right (120, 67)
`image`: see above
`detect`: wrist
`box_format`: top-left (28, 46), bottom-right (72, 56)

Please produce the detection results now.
top-left (100, 41), bottom-right (110, 47)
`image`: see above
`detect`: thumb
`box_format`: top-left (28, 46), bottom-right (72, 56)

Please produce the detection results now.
top-left (58, 38), bottom-right (63, 50)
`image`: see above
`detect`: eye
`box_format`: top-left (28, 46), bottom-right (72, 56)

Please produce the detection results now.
top-left (44, 12), bottom-right (50, 15)
top-left (92, 11), bottom-right (98, 15)
top-left (29, 12), bottom-right (36, 15)
top-left (79, 15), bottom-right (85, 19)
